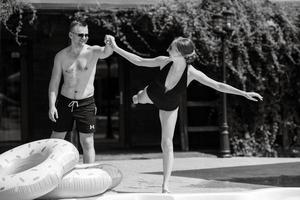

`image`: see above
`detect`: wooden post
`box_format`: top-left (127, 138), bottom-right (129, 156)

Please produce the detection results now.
top-left (179, 90), bottom-right (189, 151)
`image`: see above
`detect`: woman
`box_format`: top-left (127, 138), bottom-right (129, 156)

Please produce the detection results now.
top-left (106, 35), bottom-right (263, 193)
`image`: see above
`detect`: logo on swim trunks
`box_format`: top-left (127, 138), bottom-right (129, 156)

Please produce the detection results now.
top-left (90, 125), bottom-right (95, 130)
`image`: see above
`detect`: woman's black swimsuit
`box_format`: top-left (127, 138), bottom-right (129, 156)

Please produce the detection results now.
top-left (147, 62), bottom-right (187, 111)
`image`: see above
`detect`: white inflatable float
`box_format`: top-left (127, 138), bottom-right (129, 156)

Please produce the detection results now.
top-left (94, 163), bottom-right (123, 189)
top-left (0, 139), bottom-right (79, 200)
top-left (98, 187), bottom-right (300, 200)
top-left (41, 163), bottom-right (123, 199)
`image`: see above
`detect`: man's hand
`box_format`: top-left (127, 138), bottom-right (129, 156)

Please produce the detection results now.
top-left (49, 106), bottom-right (58, 122)
top-left (244, 92), bottom-right (263, 102)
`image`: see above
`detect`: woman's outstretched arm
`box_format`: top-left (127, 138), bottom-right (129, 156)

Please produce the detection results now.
top-left (106, 35), bottom-right (170, 68)
top-left (188, 65), bottom-right (263, 101)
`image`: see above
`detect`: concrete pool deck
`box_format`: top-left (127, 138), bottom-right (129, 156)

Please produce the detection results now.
top-left (67, 152), bottom-right (300, 200)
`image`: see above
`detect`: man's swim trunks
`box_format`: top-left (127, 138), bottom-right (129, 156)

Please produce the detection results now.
top-left (52, 95), bottom-right (96, 133)
top-left (147, 61), bottom-right (187, 111)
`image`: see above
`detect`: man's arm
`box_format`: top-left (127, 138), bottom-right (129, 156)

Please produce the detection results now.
top-left (92, 43), bottom-right (113, 60)
top-left (48, 53), bottom-right (62, 122)
top-left (188, 65), bottom-right (263, 101)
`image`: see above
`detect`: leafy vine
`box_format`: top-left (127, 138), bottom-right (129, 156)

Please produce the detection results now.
top-left (75, 0), bottom-right (300, 156)
top-left (0, 0), bottom-right (36, 45)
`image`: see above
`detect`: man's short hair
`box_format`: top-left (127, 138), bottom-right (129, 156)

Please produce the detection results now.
top-left (69, 20), bottom-right (88, 32)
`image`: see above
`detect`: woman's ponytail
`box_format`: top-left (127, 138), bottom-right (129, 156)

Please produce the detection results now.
top-left (184, 50), bottom-right (197, 64)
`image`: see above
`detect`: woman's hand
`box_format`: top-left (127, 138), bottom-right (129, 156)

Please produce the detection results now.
top-left (104, 35), bottom-right (117, 50)
top-left (244, 92), bottom-right (263, 101)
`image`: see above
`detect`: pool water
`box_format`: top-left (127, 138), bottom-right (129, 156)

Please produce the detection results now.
top-left (226, 175), bottom-right (300, 187)
top-left (148, 162), bottom-right (300, 187)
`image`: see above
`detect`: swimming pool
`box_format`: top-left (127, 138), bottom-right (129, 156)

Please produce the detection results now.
top-left (98, 188), bottom-right (300, 200)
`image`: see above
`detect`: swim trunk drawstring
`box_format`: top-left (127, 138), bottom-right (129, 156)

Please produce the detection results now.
top-left (68, 101), bottom-right (78, 112)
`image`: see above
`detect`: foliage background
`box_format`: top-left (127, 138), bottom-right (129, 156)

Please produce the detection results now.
top-left (0, 0), bottom-right (36, 45)
top-left (2, 0), bottom-right (300, 156)
top-left (75, 0), bottom-right (300, 156)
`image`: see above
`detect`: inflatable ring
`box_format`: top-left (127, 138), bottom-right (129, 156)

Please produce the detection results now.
top-left (0, 139), bottom-right (79, 200)
top-left (41, 163), bottom-right (123, 199)
top-left (96, 163), bottom-right (123, 189)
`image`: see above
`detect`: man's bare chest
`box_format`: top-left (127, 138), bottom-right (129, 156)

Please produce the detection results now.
top-left (63, 54), bottom-right (94, 74)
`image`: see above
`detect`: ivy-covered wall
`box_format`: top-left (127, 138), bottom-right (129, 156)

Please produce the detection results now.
top-left (75, 0), bottom-right (300, 156)
top-left (2, 0), bottom-right (300, 156)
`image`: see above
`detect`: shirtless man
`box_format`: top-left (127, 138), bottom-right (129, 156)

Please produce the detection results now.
top-left (48, 20), bottom-right (113, 163)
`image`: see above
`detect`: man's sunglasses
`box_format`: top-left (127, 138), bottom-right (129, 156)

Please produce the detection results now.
top-left (72, 32), bottom-right (89, 38)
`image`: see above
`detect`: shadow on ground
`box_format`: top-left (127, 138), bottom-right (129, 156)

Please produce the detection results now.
top-left (145, 162), bottom-right (300, 187)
